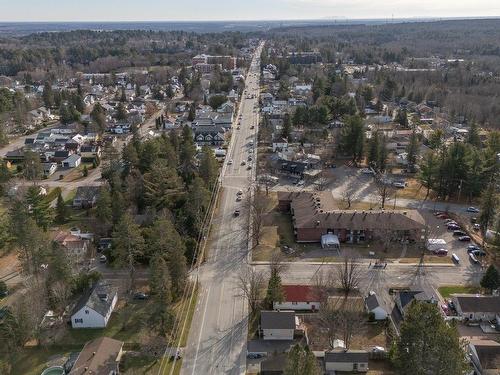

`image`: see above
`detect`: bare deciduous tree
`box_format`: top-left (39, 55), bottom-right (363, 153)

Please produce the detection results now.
top-left (335, 257), bottom-right (361, 297)
top-left (312, 268), bottom-right (335, 305)
top-left (237, 267), bottom-right (265, 315)
top-left (320, 296), bottom-right (364, 350)
top-left (375, 177), bottom-right (394, 209)
top-left (245, 188), bottom-right (271, 246)
top-left (341, 189), bottom-right (357, 209)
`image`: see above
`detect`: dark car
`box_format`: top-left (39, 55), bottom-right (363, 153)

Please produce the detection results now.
top-left (134, 292), bottom-right (149, 300)
top-left (467, 245), bottom-right (481, 253)
top-left (453, 230), bottom-right (467, 236)
top-left (447, 224), bottom-right (460, 230)
top-left (234, 209), bottom-right (240, 217)
top-left (473, 250), bottom-right (487, 257)
top-left (459, 236), bottom-right (471, 242)
top-left (247, 353), bottom-right (265, 359)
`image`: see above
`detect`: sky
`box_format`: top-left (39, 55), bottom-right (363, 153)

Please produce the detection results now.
top-left (1, 0), bottom-right (500, 22)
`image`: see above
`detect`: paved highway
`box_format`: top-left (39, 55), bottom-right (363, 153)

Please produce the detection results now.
top-left (181, 44), bottom-right (263, 375)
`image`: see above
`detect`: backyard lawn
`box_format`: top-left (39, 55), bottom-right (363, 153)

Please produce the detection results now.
top-left (438, 285), bottom-right (481, 299)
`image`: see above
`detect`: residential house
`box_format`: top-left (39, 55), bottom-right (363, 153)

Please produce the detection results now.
top-left (4, 149), bottom-right (25, 163)
top-left (287, 52), bottom-right (322, 64)
top-left (277, 191), bottom-right (426, 243)
top-left (261, 311), bottom-right (299, 340)
top-left (293, 84), bottom-right (312, 97)
top-left (325, 350), bottom-right (369, 373)
top-left (52, 150), bottom-right (71, 163)
top-left (73, 186), bottom-right (101, 209)
top-left (273, 285), bottom-right (320, 311)
top-left (395, 289), bottom-right (436, 318)
top-left (71, 282), bottom-right (117, 329)
top-left (62, 154), bottom-right (81, 169)
top-left (272, 137), bottom-right (288, 152)
top-left (54, 230), bottom-right (89, 261)
top-left (468, 339), bottom-right (500, 375)
top-left (365, 293), bottom-right (388, 320)
top-left (80, 145), bottom-right (102, 161)
top-left (453, 295), bottom-right (500, 321)
top-left (217, 101), bottom-right (235, 116)
top-left (260, 354), bottom-right (287, 375)
top-left (42, 162), bottom-right (58, 177)
top-left (192, 123), bottom-right (227, 146)
top-left (69, 337), bottom-right (123, 375)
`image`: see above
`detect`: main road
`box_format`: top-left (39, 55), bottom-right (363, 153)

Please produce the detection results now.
top-left (181, 44), bottom-right (263, 375)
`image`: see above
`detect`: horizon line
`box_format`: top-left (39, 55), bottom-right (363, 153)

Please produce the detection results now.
top-left (1, 16), bottom-right (500, 24)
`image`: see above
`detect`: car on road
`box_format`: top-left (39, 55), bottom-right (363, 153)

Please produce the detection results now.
top-left (227, 159), bottom-right (233, 165)
top-left (437, 213), bottom-right (450, 219)
top-left (453, 230), bottom-right (467, 236)
top-left (248, 156), bottom-right (253, 161)
top-left (249, 140), bottom-right (254, 146)
top-left (444, 219), bottom-right (456, 224)
top-left (469, 253), bottom-right (479, 264)
top-left (241, 161), bottom-right (246, 166)
top-left (458, 236), bottom-right (471, 242)
top-left (237, 190), bottom-right (243, 196)
top-left (250, 125), bottom-right (255, 129)
top-left (361, 168), bottom-right (375, 175)
top-left (467, 207), bottom-right (480, 213)
top-left (236, 195), bottom-right (242, 202)
top-left (234, 209), bottom-right (240, 217)
top-left (236, 126), bottom-right (240, 130)
top-left (447, 224), bottom-right (460, 231)
top-left (473, 224), bottom-right (481, 231)
top-left (99, 255), bottom-right (107, 263)
top-left (246, 165), bottom-right (252, 170)
top-left (248, 149), bottom-right (254, 153)
top-left (297, 180), bottom-right (305, 186)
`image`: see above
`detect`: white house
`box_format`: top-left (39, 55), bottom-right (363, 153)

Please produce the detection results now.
top-left (453, 295), bottom-right (500, 321)
top-left (325, 350), bottom-right (369, 373)
top-left (62, 154), bottom-right (82, 169)
top-left (71, 283), bottom-right (117, 329)
top-left (260, 311), bottom-right (298, 340)
top-left (365, 293), bottom-right (388, 320)
top-left (274, 285), bottom-right (320, 311)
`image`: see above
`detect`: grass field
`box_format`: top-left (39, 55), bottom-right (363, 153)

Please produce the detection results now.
top-left (438, 285), bottom-right (482, 298)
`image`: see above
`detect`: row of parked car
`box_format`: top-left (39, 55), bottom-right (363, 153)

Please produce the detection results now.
top-left (434, 211), bottom-right (485, 264)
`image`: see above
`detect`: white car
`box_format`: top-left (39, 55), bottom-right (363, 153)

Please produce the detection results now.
top-left (227, 159), bottom-right (233, 165)
top-left (297, 180), bottom-right (305, 186)
top-left (467, 207), bottom-right (480, 213)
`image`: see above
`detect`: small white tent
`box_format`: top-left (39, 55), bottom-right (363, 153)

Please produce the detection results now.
top-left (321, 234), bottom-right (340, 250)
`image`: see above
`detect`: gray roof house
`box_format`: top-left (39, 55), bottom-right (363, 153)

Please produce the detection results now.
top-left (260, 311), bottom-right (298, 341)
top-left (453, 295), bottom-right (500, 321)
top-left (325, 350), bottom-right (369, 373)
top-left (71, 283), bottom-right (117, 328)
top-left (365, 293), bottom-right (388, 320)
top-left (73, 186), bottom-right (101, 209)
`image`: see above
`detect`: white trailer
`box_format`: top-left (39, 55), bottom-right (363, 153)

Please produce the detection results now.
top-left (426, 239), bottom-right (447, 252)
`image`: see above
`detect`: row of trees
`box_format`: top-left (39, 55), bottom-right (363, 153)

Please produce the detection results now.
top-left (93, 125), bottom-right (219, 334)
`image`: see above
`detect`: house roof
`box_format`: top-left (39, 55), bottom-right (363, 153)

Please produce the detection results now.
top-left (63, 154), bottom-right (81, 163)
top-left (282, 191), bottom-right (425, 232)
top-left (72, 282), bottom-right (117, 317)
top-left (282, 285), bottom-right (317, 303)
top-left (325, 350), bottom-right (369, 363)
top-left (261, 311), bottom-right (295, 330)
top-left (54, 150), bottom-right (70, 158)
top-left (365, 294), bottom-right (382, 311)
top-left (397, 290), bottom-right (433, 311)
top-left (260, 354), bottom-right (287, 372)
top-left (69, 337), bottom-right (123, 375)
top-left (455, 295), bottom-right (500, 313)
top-left (74, 186), bottom-right (101, 201)
top-left (470, 339), bottom-right (500, 370)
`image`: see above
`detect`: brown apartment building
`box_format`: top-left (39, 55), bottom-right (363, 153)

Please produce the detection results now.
top-left (277, 191), bottom-right (425, 243)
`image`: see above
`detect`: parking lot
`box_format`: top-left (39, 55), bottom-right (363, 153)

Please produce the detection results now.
top-left (424, 210), bottom-right (485, 268)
